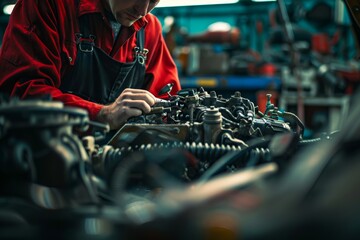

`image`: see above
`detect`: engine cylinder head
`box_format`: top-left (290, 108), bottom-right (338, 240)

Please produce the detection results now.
top-left (204, 107), bottom-right (222, 144)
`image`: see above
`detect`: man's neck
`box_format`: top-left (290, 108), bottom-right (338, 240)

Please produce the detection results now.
top-left (100, 0), bottom-right (111, 12)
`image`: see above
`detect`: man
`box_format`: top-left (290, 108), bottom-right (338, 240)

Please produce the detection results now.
top-left (0, 0), bottom-right (181, 130)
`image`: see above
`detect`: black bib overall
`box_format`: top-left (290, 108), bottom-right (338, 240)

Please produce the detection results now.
top-left (60, 15), bottom-right (147, 105)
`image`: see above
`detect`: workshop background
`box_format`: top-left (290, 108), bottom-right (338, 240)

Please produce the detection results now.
top-left (0, 0), bottom-right (357, 138)
top-left (152, 0), bottom-right (356, 139)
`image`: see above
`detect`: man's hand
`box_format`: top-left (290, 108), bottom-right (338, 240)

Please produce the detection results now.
top-left (96, 88), bottom-right (156, 129)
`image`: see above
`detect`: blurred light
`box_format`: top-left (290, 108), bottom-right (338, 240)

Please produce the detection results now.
top-left (157, 0), bottom-right (239, 8)
top-left (208, 22), bottom-right (232, 32)
top-left (84, 218), bottom-right (112, 236)
top-left (3, 4), bottom-right (15, 15)
top-left (164, 16), bottom-right (175, 26)
top-left (251, 0), bottom-right (276, 2)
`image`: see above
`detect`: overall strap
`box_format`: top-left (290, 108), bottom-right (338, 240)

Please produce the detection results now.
top-left (134, 28), bottom-right (148, 65)
top-left (74, 0), bottom-right (80, 12)
top-left (136, 27), bottom-right (145, 50)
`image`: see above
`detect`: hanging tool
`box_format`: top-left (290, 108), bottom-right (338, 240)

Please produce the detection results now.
top-left (276, 0), bottom-right (304, 122)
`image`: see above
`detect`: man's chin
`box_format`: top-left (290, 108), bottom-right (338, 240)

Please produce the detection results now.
top-left (117, 19), bottom-right (136, 27)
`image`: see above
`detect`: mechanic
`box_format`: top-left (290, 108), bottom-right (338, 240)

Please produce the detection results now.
top-left (0, 0), bottom-right (181, 130)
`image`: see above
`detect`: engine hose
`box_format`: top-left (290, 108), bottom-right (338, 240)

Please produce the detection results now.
top-left (103, 142), bottom-right (243, 175)
top-left (245, 148), bottom-right (271, 168)
top-left (299, 138), bottom-right (322, 145)
top-left (299, 133), bottom-right (340, 146)
top-left (280, 111), bottom-right (305, 137)
top-left (197, 138), bottom-right (272, 184)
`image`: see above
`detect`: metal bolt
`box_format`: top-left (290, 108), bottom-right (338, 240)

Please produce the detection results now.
top-left (267, 94), bottom-right (272, 101)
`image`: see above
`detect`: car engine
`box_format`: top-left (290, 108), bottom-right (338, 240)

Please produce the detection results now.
top-left (0, 87), bottom-right (358, 239)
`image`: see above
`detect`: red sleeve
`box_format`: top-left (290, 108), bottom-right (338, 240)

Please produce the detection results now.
top-left (144, 14), bottom-right (181, 98)
top-left (0, 0), bottom-right (102, 120)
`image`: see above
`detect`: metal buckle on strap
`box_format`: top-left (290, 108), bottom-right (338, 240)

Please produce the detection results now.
top-left (76, 33), bottom-right (96, 53)
top-left (133, 47), bottom-right (149, 65)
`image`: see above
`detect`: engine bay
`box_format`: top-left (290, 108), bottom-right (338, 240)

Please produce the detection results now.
top-left (1, 87), bottom-right (359, 239)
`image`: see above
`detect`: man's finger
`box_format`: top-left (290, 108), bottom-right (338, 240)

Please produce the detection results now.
top-left (124, 107), bottom-right (143, 118)
top-left (117, 92), bottom-right (156, 106)
top-left (121, 99), bottom-right (152, 113)
top-left (122, 88), bottom-right (156, 99)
